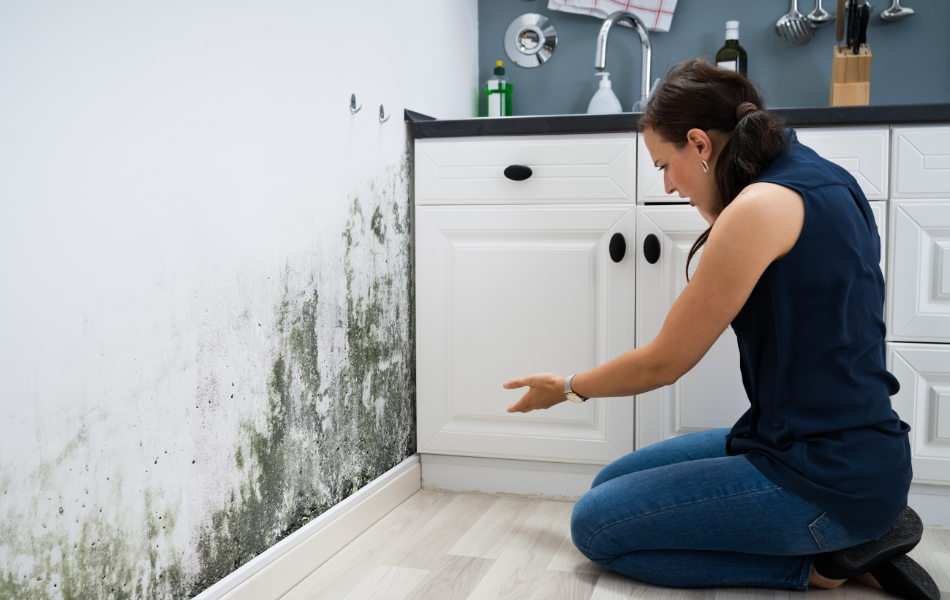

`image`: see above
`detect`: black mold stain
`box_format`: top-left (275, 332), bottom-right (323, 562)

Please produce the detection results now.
top-left (187, 149), bottom-right (415, 596)
top-left (0, 149), bottom-right (416, 599)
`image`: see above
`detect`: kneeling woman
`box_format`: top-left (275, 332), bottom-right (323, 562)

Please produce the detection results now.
top-left (502, 59), bottom-right (939, 600)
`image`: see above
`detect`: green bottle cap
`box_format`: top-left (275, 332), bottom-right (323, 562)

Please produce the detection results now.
top-left (494, 60), bottom-right (505, 75)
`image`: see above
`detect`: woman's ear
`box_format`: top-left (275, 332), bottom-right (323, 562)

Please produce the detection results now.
top-left (686, 128), bottom-right (713, 160)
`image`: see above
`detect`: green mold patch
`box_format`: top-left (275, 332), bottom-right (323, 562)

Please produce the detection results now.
top-left (187, 150), bottom-right (415, 596)
top-left (0, 450), bottom-right (186, 600)
top-left (0, 148), bottom-right (416, 599)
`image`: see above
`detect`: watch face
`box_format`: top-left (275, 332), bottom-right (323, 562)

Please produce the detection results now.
top-left (566, 393), bottom-right (584, 403)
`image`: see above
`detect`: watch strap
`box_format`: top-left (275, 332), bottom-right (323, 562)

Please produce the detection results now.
top-left (564, 374), bottom-right (588, 401)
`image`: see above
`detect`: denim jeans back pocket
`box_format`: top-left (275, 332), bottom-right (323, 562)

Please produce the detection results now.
top-left (808, 511), bottom-right (871, 553)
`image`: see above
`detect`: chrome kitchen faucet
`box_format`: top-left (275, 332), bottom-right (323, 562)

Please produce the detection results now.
top-left (594, 11), bottom-right (652, 112)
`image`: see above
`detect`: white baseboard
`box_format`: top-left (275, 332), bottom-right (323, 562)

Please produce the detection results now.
top-left (909, 483), bottom-right (950, 528)
top-left (192, 454), bottom-right (422, 600)
top-left (421, 453), bottom-right (950, 529)
top-left (420, 453), bottom-right (601, 501)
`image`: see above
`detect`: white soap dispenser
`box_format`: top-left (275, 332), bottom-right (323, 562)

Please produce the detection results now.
top-left (587, 72), bottom-right (623, 115)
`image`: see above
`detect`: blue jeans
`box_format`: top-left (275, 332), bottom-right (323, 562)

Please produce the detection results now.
top-left (570, 428), bottom-right (871, 590)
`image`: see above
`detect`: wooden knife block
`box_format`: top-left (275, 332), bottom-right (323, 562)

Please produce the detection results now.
top-left (830, 44), bottom-right (872, 106)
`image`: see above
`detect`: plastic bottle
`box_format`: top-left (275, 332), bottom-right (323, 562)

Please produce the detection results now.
top-left (716, 21), bottom-right (748, 76)
top-left (587, 72), bottom-right (623, 115)
top-left (486, 61), bottom-right (513, 117)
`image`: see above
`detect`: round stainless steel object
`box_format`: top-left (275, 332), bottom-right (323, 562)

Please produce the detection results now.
top-left (505, 13), bottom-right (557, 68)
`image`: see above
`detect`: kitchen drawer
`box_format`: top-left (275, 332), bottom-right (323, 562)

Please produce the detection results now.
top-left (886, 200), bottom-right (950, 343)
top-left (794, 126), bottom-right (888, 200)
top-left (892, 125), bottom-right (950, 198)
top-left (636, 126), bottom-right (888, 204)
top-left (637, 135), bottom-right (682, 203)
top-left (415, 133), bottom-right (635, 205)
top-left (887, 343), bottom-right (950, 486)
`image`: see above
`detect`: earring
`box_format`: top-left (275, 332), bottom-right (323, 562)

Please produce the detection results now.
top-left (701, 159), bottom-right (709, 173)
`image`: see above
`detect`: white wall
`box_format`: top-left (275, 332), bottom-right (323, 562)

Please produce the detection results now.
top-left (0, 1), bottom-right (477, 597)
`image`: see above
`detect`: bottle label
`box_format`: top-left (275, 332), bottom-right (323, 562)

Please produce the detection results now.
top-left (717, 60), bottom-right (738, 72)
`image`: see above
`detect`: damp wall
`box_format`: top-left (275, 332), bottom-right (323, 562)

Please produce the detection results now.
top-left (0, 2), bottom-right (478, 598)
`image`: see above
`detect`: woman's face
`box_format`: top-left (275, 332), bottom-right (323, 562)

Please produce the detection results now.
top-left (642, 126), bottom-right (727, 226)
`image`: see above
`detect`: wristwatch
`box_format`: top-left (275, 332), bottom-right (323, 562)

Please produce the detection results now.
top-left (564, 374), bottom-right (588, 403)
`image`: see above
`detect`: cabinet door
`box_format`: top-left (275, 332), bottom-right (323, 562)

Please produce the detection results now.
top-left (886, 200), bottom-right (950, 343)
top-left (891, 126), bottom-right (950, 199)
top-left (870, 201), bottom-right (886, 278)
top-left (637, 135), bottom-right (684, 204)
top-left (635, 206), bottom-right (748, 449)
top-left (794, 126), bottom-right (889, 200)
top-left (416, 204), bottom-right (635, 464)
top-left (888, 343), bottom-right (950, 485)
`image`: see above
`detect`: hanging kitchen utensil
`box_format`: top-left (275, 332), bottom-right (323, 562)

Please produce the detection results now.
top-left (806, 0), bottom-right (836, 27)
top-left (504, 14), bottom-right (558, 68)
top-left (881, 0), bottom-right (914, 22)
top-left (776, 0), bottom-right (816, 46)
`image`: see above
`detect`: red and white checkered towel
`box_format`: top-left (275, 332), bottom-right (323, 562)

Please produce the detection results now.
top-left (547, 0), bottom-right (678, 32)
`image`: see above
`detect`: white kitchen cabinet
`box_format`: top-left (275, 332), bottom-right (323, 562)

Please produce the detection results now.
top-left (635, 206), bottom-right (749, 449)
top-left (891, 126), bottom-right (950, 199)
top-left (886, 200), bottom-right (950, 343)
top-left (415, 204), bottom-right (635, 464)
top-left (888, 343), bottom-right (950, 486)
top-left (637, 126), bottom-right (888, 204)
top-left (870, 201), bottom-right (887, 276)
top-left (415, 133), bottom-right (636, 205)
top-left (637, 135), bottom-right (683, 203)
top-left (794, 126), bottom-right (889, 200)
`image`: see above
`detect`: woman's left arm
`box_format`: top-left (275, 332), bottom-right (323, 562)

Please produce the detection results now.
top-left (504, 182), bottom-right (805, 413)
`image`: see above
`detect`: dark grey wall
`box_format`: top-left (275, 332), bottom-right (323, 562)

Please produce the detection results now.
top-left (477, 0), bottom-right (949, 116)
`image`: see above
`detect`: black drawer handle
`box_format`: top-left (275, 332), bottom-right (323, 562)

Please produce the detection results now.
top-left (643, 234), bottom-right (661, 264)
top-left (609, 233), bottom-right (626, 263)
top-left (503, 165), bottom-right (533, 181)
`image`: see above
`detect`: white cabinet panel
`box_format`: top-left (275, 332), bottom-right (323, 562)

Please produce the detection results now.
top-left (415, 204), bottom-right (635, 464)
top-left (794, 126), bottom-right (889, 200)
top-left (886, 200), bottom-right (950, 342)
top-left (416, 133), bottom-right (635, 205)
top-left (888, 343), bottom-right (950, 485)
top-left (870, 201), bottom-right (886, 278)
top-left (637, 135), bottom-right (685, 204)
top-left (635, 206), bottom-right (748, 449)
top-left (892, 126), bottom-right (950, 198)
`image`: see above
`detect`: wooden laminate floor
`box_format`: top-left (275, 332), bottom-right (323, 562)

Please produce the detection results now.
top-left (282, 490), bottom-right (950, 600)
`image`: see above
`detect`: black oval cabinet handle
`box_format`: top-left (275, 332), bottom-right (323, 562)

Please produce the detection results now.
top-left (503, 165), bottom-right (533, 181)
top-left (643, 233), bottom-right (661, 264)
top-left (609, 233), bottom-right (626, 263)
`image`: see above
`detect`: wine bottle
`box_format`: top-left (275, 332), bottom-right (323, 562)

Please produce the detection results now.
top-left (716, 21), bottom-right (747, 76)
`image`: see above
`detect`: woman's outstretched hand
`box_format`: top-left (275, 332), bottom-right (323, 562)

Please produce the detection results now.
top-left (504, 373), bottom-right (568, 413)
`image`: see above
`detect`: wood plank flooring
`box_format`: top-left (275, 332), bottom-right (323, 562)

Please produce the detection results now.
top-left (282, 490), bottom-right (950, 600)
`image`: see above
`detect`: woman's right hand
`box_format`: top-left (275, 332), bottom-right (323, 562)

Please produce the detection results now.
top-left (504, 373), bottom-right (568, 414)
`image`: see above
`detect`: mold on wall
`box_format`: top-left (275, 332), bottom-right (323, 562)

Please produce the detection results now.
top-left (0, 153), bottom-right (416, 599)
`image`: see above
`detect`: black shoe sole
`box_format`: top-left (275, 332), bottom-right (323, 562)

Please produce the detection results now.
top-left (871, 554), bottom-right (941, 600)
top-left (813, 506), bottom-right (924, 580)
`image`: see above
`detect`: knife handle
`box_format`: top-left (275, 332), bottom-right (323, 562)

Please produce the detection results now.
top-left (836, 0), bottom-right (846, 42)
top-left (858, 6), bottom-right (869, 46)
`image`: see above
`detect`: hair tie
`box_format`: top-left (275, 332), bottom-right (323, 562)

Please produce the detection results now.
top-left (736, 102), bottom-right (758, 120)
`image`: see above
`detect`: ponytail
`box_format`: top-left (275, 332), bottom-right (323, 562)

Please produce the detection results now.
top-left (638, 59), bottom-right (790, 278)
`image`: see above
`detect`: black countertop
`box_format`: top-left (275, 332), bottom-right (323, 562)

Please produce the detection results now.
top-left (405, 104), bottom-right (950, 139)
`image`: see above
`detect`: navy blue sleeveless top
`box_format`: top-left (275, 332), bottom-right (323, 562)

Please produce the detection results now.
top-left (725, 129), bottom-right (912, 541)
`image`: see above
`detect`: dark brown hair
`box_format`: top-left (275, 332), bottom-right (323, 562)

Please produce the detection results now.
top-left (638, 58), bottom-right (790, 278)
